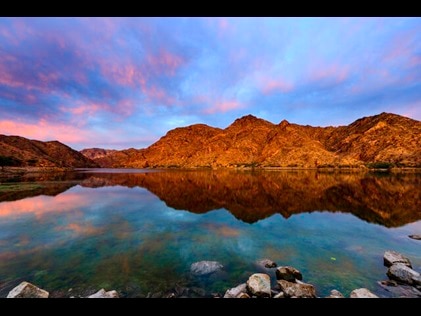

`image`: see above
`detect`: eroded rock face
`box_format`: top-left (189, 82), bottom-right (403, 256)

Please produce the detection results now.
top-left (384, 251), bottom-right (412, 268)
top-left (277, 280), bottom-right (316, 298)
top-left (350, 288), bottom-right (378, 298)
top-left (223, 283), bottom-right (247, 298)
top-left (246, 273), bottom-right (271, 298)
top-left (190, 261), bottom-right (223, 276)
top-left (7, 282), bottom-right (49, 298)
top-left (88, 289), bottom-right (119, 298)
top-left (387, 263), bottom-right (420, 286)
top-left (275, 266), bottom-right (303, 282)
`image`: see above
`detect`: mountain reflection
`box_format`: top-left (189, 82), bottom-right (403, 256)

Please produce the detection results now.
top-left (1, 170), bottom-right (420, 227)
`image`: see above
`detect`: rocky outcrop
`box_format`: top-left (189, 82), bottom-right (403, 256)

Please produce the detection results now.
top-left (378, 280), bottom-right (421, 298)
top-left (246, 274), bottom-right (271, 298)
top-left (275, 266), bottom-right (303, 282)
top-left (190, 261), bottom-right (223, 276)
top-left (83, 112), bottom-right (421, 169)
top-left (88, 289), bottom-right (119, 298)
top-left (350, 288), bottom-right (378, 298)
top-left (0, 135), bottom-right (98, 168)
top-left (277, 280), bottom-right (316, 298)
top-left (384, 250), bottom-right (412, 268)
top-left (387, 263), bottom-right (421, 286)
top-left (326, 289), bottom-right (344, 298)
top-left (7, 282), bottom-right (49, 298)
top-left (223, 283), bottom-right (247, 298)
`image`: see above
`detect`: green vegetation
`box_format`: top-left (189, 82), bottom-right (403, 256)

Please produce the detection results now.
top-left (0, 155), bottom-right (22, 170)
top-left (0, 183), bottom-right (43, 192)
top-left (366, 162), bottom-right (394, 169)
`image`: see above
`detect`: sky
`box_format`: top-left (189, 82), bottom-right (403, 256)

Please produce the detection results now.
top-left (0, 17), bottom-right (420, 150)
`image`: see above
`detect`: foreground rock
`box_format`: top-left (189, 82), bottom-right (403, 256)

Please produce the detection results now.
top-left (350, 288), bottom-right (378, 298)
top-left (256, 259), bottom-right (277, 269)
top-left (246, 274), bottom-right (271, 297)
top-left (7, 282), bottom-right (49, 298)
top-left (276, 266), bottom-right (303, 282)
top-left (190, 261), bottom-right (223, 276)
top-left (383, 250), bottom-right (412, 268)
top-left (223, 283), bottom-right (247, 298)
top-left (409, 235), bottom-right (421, 240)
top-left (326, 289), bottom-right (344, 298)
top-left (387, 263), bottom-right (421, 286)
top-left (88, 289), bottom-right (119, 298)
top-left (277, 280), bottom-right (316, 298)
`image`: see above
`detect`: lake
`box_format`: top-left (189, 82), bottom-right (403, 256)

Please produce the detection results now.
top-left (0, 169), bottom-right (420, 297)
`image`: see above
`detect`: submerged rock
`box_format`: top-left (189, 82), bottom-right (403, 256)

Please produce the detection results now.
top-left (277, 280), bottom-right (316, 298)
top-left (7, 282), bottom-right (49, 298)
top-left (88, 289), bottom-right (119, 298)
top-left (256, 259), bottom-right (277, 269)
top-left (378, 280), bottom-right (421, 298)
top-left (223, 283), bottom-right (247, 298)
top-left (190, 261), bottom-right (223, 276)
top-left (326, 289), bottom-right (344, 298)
top-left (350, 288), bottom-right (378, 298)
top-left (387, 263), bottom-right (420, 286)
top-left (275, 266), bottom-right (303, 282)
top-left (237, 292), bottom-right (250, 298)
top-left (246, 273), bottom-right (271, 298)
top-left (383, 250), bottom-right (412, 268)
top-left (409, 235), bottom-right (421, 241)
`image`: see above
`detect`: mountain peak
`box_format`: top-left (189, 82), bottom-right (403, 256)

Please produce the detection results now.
top-left (227, 114), bottom-right (273, 129)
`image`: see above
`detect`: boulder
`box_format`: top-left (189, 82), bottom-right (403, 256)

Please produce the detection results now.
top-left (256, 259), bottom-right (277, 268)
top-left (277, 280), bottom-right (316, 298)
top-left (326, 289), bottom-right (344, 298)
top-left (88, 289), bottom-right (119, 298)
top-left (275, 266), bottom-right (303, 282)
top-left (190, 261), bottom-right (223, 276)
top-left (7, 282), bottom-right (49, 298)
top-left (246, 273), bottom-right (271, 298)
top-left (350, 288), bottom-right (378, 298)
top-left (387, 263), bottom-right (421, 286)
top-left (273, 292), bottom-right (285, 298)
top-left (383, 250), bottom-right (412, 268)
top-left (378, 281), bottom-right (421, 298)
top-left (223, 283), bottom-right (247, 298)
top-left (409, 235), bottom-right (421, 240)
top-left (237, 293), bottom-right (250, 298)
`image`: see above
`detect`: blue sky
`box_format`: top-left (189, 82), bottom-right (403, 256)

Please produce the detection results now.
top-left (0, 17), bottom-right (420, 149)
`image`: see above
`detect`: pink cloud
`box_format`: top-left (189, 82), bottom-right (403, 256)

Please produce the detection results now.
top-left (0, 119), bottom-right (96, 144)
top-left (146, 48), bottom-right (184, 76)
top-left (204, 100), bottom-right (243, 114)
top-left (309, 64), bottom-right (349, 84)
top-left (262, 79), bottom-right (294, 94)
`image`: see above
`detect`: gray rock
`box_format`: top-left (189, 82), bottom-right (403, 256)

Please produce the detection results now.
top-left (326, 289), bottom-right (344, 298)
top-left (350, 288), bottom-right (378, 298)
top-left (275, 266), bottom-right (303, 282)
top-left (7, 282), bottom-right (49, 298)
top-left (387, 263), bottom-right (420, 286)
top-left (88, 289), bottom-right (119, 298)
top-left (409, 235), bottom-right (421, 240)
top-left (190, 261), bottom-right (223, 276)
top-left (383, 250), bottom-right (412, 268)
top-left (246, 273), bottom-right (271, 298)
top-left (256, 259), bottom-right (277, 268)
top-left (378, 281), bottom-right (421, 298)
top-left (273, 292), bottom-right (285, 298)
top-left (277, 280), bottom-right (316, 298)
top-left (223, 283), bottom-right (247, 298)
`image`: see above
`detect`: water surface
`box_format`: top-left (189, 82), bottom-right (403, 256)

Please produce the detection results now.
top-left (0, 169), bottom-right (420, 297)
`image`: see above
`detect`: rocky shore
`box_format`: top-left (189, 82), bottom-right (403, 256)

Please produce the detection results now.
top-left (4, 250), bottom-right (420, 298)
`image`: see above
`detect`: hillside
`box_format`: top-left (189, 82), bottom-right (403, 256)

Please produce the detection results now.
top-left (0, 135), bottom-right (98, 168)
top-left (82, 112), bottom-right (421, 169)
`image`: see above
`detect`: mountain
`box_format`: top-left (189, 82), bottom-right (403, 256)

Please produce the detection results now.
top-left (82, 112), bottom-right (421, 169)
top-left (0, 135), bottom-right (98, 168)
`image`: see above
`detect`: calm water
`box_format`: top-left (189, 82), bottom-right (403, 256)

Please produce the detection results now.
top-left (0, 169), bottom-right (420, 297)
